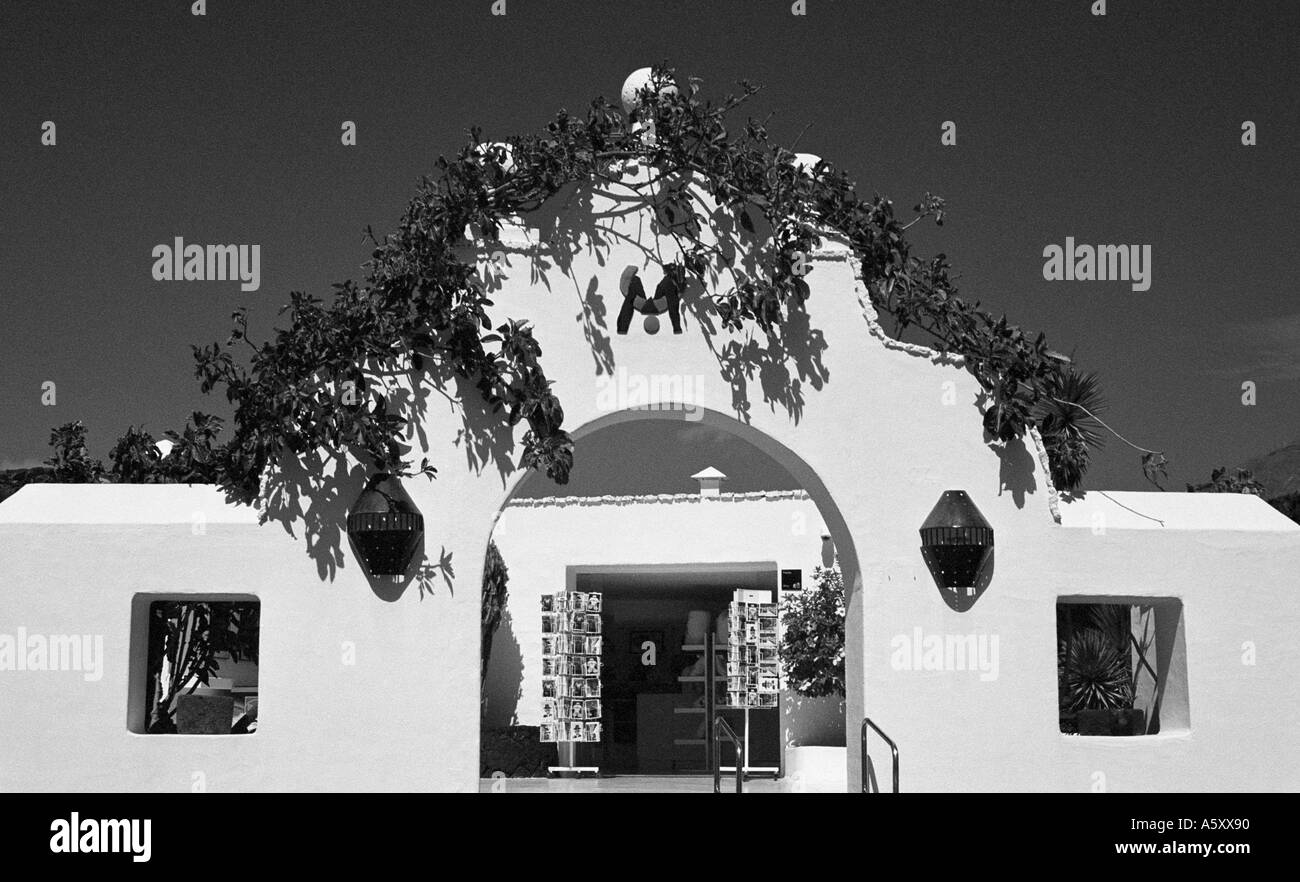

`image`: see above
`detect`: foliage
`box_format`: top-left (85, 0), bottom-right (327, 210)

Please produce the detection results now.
top-left (107, 426), bottom-right (162, 483)
top-left (105, 413), bottom-right (227, 484)
top-left (145, 601), bottom-right (260, 733)
top-left (188, 64), bottom-right (1116, 510)
top-left (1, 417), bottom-right (228, 503)
top-left (1270, 491), bottom-right (1300, 524)
top-left (0, 469), bottom-right (52, 504)
top-left (7, 68), bottom-right (1169, 532)
top-left (1061, 628), bottom-right (1133, 712)
top-left (31, 416), bottom-right (228, 488)
top-left (1058, 604), bottom-right (1133, 721)
top-left (481, 539), bottom-right (510, 686)
top-left (780, 566), bottom-right (845, 698)
top-left (1141, 450), bottom-right (1171, 491)
top-left (6, 68), bottom-right (1136, 514)
top-left (1187, 466), bottom-right (1266, 495)
top-left (1034, 367), bottom-right (1105, 492)
top-left (158, 412), bottom-right (227, 482)
top-left (45, 421), bottom-right (105, 483)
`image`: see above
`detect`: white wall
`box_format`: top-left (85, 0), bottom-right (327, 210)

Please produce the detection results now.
top-left (0, 485), bottom-right (477, 791)
top-left (860, 526), bottom-right (1300, 792)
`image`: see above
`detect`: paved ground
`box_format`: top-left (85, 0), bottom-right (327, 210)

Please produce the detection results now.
top-left (479, 775), bottom-right (789, 793)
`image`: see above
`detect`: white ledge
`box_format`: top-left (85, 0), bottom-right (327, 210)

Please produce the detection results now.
top-left (1058, 490), bottom-right (1300, 531)
top-left (0, 484), bottom-right (258, 525)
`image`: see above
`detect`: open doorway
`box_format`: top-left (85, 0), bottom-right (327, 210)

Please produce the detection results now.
top-left (479, 411), bottom-right (857, 785)
top-left (573, 564), bottom-right (780, 775)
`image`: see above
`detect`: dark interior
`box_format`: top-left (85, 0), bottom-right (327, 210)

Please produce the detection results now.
top-left (571, 569), bottom-right (780, 774)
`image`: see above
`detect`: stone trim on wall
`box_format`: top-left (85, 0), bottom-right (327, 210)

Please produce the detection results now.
top-left (1027, 426), bottom-right (1063, 524)
top-left (506, 489), bottom-right (811, 508)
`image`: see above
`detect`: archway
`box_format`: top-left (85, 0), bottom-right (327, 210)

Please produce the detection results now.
top-left (249, 164), bottom-right (1059, 794)
top-left (478, 405), bottom-right (863, 788)
top-left (558, 406), bottom-right (861, 585)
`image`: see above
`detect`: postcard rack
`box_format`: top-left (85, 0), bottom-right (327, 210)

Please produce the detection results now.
top-left (718, 592), bottom-right (781, 776)
top-left (540, 590), bottom-right (603, 776)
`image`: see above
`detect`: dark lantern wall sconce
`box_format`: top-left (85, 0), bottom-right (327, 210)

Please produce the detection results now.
top-left (346, 473), bottom-right (424, 577)
top-left (919, 490), bottom-right (994, 613)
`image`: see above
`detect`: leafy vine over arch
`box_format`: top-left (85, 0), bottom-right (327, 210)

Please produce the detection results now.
top-left (192, 65), bottom-right (1143, 509)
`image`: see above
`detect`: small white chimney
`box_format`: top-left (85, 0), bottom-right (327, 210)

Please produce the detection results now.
top-left (691, 466), bottom-right (727, 499)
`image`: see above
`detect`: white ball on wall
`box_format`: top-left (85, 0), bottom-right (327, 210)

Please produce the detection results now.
top-left (621, 67), bottom-right (678, 115)
top-left (793, 153), bottom-right (823, 175)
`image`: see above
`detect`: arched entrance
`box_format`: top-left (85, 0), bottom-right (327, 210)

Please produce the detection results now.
top-left (510, 406), bottom-right (862, 584)
top-left (257, 169), bottom-right (1059, 793)
top-left (480, 406), bottom-right (862, 787)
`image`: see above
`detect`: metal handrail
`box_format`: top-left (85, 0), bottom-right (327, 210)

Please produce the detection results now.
top-left (861, 717), bottom-right (899, 793)
top-left (713, 715), bottom-right (745, 794)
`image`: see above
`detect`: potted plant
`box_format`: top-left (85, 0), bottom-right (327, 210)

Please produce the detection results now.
top-left (1060, 616), bottom-right (1144, 736)
top-left (779, 566), bottom-right (848, 790)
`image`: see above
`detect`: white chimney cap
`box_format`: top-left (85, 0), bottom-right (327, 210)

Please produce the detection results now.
top-left (690, 467), bottom-right (727, 482)
top-left (692, 467), bottom-right (727, 498)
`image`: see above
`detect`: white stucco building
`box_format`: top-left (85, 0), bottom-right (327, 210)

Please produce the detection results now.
top-left (2, 71), bottom-right (1299, 793)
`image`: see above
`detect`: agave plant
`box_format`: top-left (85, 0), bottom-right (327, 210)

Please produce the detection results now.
top-left (1035, 367), bottom-right (1106, 492)
top-left (1062, 627), bottom-right (1133, 712)
top-left (1077, 602), bottom-right (1130, 644)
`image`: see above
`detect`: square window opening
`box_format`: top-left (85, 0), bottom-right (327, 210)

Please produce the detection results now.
top-left (1056, 597), bottom-right (1188, 737)
top-left (127, 595), bottom-right (260, 735)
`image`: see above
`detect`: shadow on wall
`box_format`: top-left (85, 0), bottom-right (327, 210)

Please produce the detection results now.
top-left (927, 548), bottom-right (996, 614)
top-left (253, 340), bottom-right (509, 597)
top-left (483, 610), bottom-right (524, 728)
top-left (260, 446), bottom-right (456, 602)
top-left (255, 173), bottom-right (837, 593)
top-left (261, 449), bottom-right (366, 583)
top-left (677, 198), bottom-right (829, 425)
top-left (524, 175), bottom-right (831, 422)
top-left (993, 436), bottom-right (1038, 509)
top-left (975, 389), bottom-right (1039, 510)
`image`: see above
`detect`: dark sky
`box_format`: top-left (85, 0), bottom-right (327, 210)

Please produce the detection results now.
top-left (2, 0), bottom-right (1297, 496)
